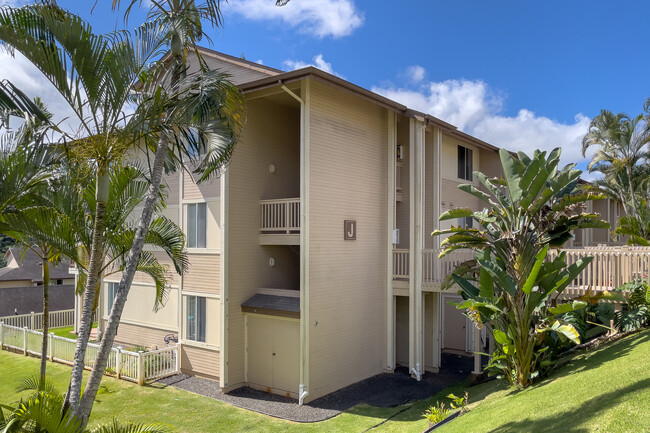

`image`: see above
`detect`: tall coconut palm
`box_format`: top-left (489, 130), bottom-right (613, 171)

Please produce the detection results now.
top-left (582, 110), bottom-right (650, 233)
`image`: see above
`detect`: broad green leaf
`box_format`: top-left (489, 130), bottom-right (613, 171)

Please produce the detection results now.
top-left (439, 207), bottom-right (474, 221)
top-left (451, 274), bottom-right (479, 298)
top-left (521, 244), bottom-right (548, 295)
top-left (493, 329), bottom-right (511, 345)
top-left (548, 301), bottom-right (588, 316)
top-left (500, 148), bottom-right (523, 203)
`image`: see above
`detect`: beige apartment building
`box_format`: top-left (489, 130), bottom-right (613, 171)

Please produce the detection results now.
top-left (83, 48), bottom-right (616, 404)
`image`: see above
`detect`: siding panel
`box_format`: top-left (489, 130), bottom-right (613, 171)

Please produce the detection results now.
top-left (307, 80), bottom-right (388, 400)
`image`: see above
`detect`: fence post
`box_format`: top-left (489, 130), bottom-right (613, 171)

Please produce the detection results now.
top-left (137, 351), bottom-right (145, 386)
top-left (23, 326), bottom-right (28, 355)
top-left (175, 344), bottom-right (180, 374)
top-left (116, 348), bottom-right (122, 379)
top-left (0, 322), bottom-right (4, 349)
top-left (48, 333), bottom-right (54, 361)
top-left (30, 312), bottom-right (35, 330)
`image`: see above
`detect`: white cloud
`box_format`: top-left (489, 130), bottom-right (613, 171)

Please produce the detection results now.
top-left (0, 1), bottom-right (27, 6)
top-left (224, 0), bottom-right (364, 38)
top-left (0, 51), bottom-right (80, 135)
top-left (283, 54), bottom-right (344, 78)
top-left (404, 65), bottom-right (426, 84)
top-left (373, 77), bottom-right (593, 169)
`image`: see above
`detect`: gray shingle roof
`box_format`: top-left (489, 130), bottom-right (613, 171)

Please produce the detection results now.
top-left (241, 294), bottom-right (300, 318)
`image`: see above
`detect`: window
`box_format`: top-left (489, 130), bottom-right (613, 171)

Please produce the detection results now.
top-left (457, 145), bottom-right (473, 181)
top-left (107, 282), bottom-right (118, 312)
top-left (457, 217), bottom-right (473, 229)
top-left (186, 295), bottom-right (206, 342)
top-left (186, 203), bottom-right (207, 248)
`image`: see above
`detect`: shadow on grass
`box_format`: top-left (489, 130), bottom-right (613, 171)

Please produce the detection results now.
top-left (537, 328), bottom-right (650, 387)
top-left (487, 377), bottom-right (650, 433)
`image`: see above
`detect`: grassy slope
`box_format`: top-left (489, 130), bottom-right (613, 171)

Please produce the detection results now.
top-left (434, 328), bottom-right (650, 433)
top-left (1, 328), bottom-right (649, 432)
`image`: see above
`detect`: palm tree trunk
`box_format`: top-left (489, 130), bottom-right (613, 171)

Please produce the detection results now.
top-left (77, 138), bottom-right (169, 426)
top-left (39, 252), bottom-right (49, 389)
top-left (626, 165), bottom-right (639, 223)
top-left (64, 168), bottom-right (109, 415)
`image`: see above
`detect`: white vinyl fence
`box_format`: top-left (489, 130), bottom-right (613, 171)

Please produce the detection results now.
top-left (0, 323), bottom-right (178, 385)
top-left (0, 309), bottom-right (75, 330)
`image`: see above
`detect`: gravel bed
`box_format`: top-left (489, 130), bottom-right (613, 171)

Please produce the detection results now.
top-left (156, 353), bottom-right (475, 423)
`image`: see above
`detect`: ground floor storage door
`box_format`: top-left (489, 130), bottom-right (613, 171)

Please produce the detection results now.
top-left (442, 295), bottom-right (467, 352)
top-left (246, 314), bottom-right (300, 394)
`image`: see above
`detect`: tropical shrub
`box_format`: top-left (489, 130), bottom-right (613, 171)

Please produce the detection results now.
top-left (434, 148), bottom-right (608, 388)
top-left (614, 280), bottom-right (650, 332)
top-left (423, 402), bottom-right (452, 425)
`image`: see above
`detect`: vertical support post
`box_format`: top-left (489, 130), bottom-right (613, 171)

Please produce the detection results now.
top-left (472, 327), bottom-right (482, 375)
top-left (116, 348), bottom-right (122, 379)
top-left (137, 350), bottom-right (145, 385)
top-left (23, 326), bottom-right (28, 355)
top-left (175, 344), bottom-right (180, 374)
top-left (49, 332), bottom-right (54, 361)
top-left (30, 311), bottom-right (35, 330)
top-left (0, 322), bottom-right (4, 349)
top-left (386, 110), bottom-right (396, 371)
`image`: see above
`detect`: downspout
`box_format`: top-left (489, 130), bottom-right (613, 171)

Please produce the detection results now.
top-left (280, 81), bottom-right (310, 406)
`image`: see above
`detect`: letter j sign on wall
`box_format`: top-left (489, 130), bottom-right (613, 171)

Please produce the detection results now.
top-left (344, 220), bottom-right (357, 240)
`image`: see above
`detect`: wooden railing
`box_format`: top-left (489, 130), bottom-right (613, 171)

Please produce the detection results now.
top-left (260, 198), bottom-right (301, 234)
top-left (0, 309), bottom-right (75, 330)
top-left (393, 249), bottom-right (409, 279)
top-left (393, 247), bottom-right (650, 293)
top-left (392, 249), bottom-right (474, 284)
top-left (549, 247), bottom-right (650, 296)
top-left (0, 323), bottom-right (179, 385)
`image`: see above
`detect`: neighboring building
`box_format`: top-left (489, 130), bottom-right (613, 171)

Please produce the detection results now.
top-left (87, 48), bottom-right (614, 404)
top-left (0, 247), bottom-right (75, 316)
top-left (572, 197), bottom-right (626, 247)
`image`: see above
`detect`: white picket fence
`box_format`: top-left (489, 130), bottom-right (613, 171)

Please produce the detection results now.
top-left (0, 309), bottom-right (75, 330)
top-left (0, 322), bottom-right (178, 385)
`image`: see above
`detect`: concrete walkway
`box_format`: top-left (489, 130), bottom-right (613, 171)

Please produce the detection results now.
top-left (157, 353), bottom-right (475, 423)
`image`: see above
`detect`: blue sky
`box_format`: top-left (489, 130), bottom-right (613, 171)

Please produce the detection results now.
top-left (1, 0), bottom-right (649, 172)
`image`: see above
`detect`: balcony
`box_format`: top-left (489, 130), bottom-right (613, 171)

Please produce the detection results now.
top-left (392, 249), bottom-right (474, 289)
top-left (259, 198), bottom-right (301, 245)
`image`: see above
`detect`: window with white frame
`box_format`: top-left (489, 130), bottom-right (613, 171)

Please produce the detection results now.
top-left (107, 282), bottom-right (118, 312)
top-left (186, 295), bottom-right (206, 342)
top-left (457, 145), bottom-right (473, 181)
top-left (186, 202), bottom-right (207, 248)
top-left (457, 217), bottom-right (473, 229)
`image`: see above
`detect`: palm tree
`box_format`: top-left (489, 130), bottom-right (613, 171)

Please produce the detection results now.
top-left (0, 377), bottom-right (169, 433)
top-left (76, 1), bottom-right (244, 423)
top-left (582, 110), bottom-right (650, 236)
top-left (0, 3), bottom-right (173, 416)
top-left (0, 101), bottom-right (66, 389)
top-left (0, 4), bottom-right (239, 420)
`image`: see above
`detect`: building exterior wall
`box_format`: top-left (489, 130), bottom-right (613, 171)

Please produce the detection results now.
top-left (306, 79), bottom-right (388, 400)
top-left (225, 92), bottom-right (301, 389)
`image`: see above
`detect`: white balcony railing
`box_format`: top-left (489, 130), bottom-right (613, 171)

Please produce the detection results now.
top-left (393, 247), bottom-right (650, 295)
top-left (392, 249), bottom-right (474, 284)
top-left (260, 198), bottom-right (301, 234)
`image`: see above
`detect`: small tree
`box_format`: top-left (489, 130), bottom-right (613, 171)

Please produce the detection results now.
top-left (434, 148), bottom-right (608, 388)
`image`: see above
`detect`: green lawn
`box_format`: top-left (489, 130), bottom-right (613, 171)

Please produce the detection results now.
top-left (50, 324), bottom-right (98, 341)
top-left (1, 328), bottom-right (649, 432)
top-left (435, 328), bottom-right (650, 433)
